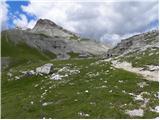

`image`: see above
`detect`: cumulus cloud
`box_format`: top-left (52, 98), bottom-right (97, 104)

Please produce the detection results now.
top-left (19, 0), bottom-right (159, 45)
top-left (0, 0), bottom-right (9, 30)
top-left (13, 14), bottom-right (36, 29)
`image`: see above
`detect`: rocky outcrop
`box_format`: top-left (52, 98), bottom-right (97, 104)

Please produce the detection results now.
top-left (36, 63), bottom-right (53, 74)
top-left (106, 30), bottom-right (159, 57)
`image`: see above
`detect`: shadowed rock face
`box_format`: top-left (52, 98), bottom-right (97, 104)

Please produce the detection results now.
top-left (2, 19), bottom-right (109, 59)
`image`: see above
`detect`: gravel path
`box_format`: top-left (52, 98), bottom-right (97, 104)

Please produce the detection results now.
top-left (111, 60), bottom-right (159, 81)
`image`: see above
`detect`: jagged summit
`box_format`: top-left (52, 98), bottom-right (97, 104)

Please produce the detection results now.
top-left (31, 18), bottom-right (75, 38)
top-left (34, 19), bottom-right (58, 28)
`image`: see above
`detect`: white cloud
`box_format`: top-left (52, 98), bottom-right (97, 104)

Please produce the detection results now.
top-left (13, 14), bottom-right (28, 29)
top-left (13, 14), bottom-right (36, 29)
top-left (0, 0), bottom-right (9, 30)
top-left (19, 0), bottom-right (158, 45)
top-left (100, 32), bottom-right (141, 46)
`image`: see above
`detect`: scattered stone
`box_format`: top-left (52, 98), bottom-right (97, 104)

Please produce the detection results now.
top-left (109, 90), bottom-right (112, 93)
top-left (7, 72), bottom-right (12, 77)
top-left (101, 85), bottom-right (106, 88)
top-left (126, 109), bottom-right (144, 117)
top-left (49, 86), bottom-right (52, 89)
top-left (42, 102), bottom-right (53, 106)
top-left (118, 80), bottom-right (124, 83)
top-left (30, 101), bottom-right (34, 104)
top-left (128, 93), bottom-right (135, 96)
top-left (151, 106), bottom-right (159, 113)
top-left (85, 90), bottom-right (89, 93)
top-left (90, 102), bottom-right (96, 105)
top-left (70, 69), bottom-right (80, 75)
top-left (78, 112), bottom-right (90, 117)
top-left (134, 94), bottom-right (143, 101)
top-left (141, 98), bottom-right (149, 108)
top-left (69, 82), bottom-right (74, 85)
top-left (122, 90), bottom-right (126, 94)
top-left (77, 92), bottom-right (80, 95)
top-left (34, 84), bottom-right (39, 88)
top-left (137, 82), bottom-right (148, 88)
top-left (147, 65), bottom-right (159, 71)
top-left (104, 80), bottom-right (107, 83)
top-left (15, 76), bottom-right (20, 80)
top-left (148, 52), bottom-right (154, 56)
top-left (50, 74), bottom-right (63, 80)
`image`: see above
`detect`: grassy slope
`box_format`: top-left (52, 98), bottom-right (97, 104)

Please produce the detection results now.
top-left (118, 47), bottom-right (159, 67)
top-left (1, 59), bottom-right (158, 119)
top-left (1, 32), bottom-right (56, 68)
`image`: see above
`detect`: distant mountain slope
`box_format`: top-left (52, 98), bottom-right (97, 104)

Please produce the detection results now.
top-left (1, 19), bottom-right (109, 61)
top-left (105, 30), bottom-right (159, 67)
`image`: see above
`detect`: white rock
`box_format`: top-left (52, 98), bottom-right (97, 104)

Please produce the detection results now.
top-left (90, 102), bottom-right (96, 105)
top-left (78, 112), bottom-right (90, 117)
top-left (101, 85), bottom-right (106, 88)
top-left (109, 90), bottom-right (112, 93)
top-left (50, 74), bottom-right (62, 80)
top-left (147, 65), bottom-right (159, 71)
top-left (30, 101), bottom-right (34, 104)
top-left (36, 63), bottom-right (53, 74)
top-left (151, 106), bottom-right (159, 113)
top-left (15, 76), bottom-right (20, 80)
top-left (104, 80), bottom-right (107, 83)
top-left (134, 94), bottom-right (143, 101)
top-left (85, 90), bottom-right (89, 93)
top-left (122, 90), bottom-right (126, 94)
top-left (126, 109), bottom-right (144, 117)
top-left (34, 84), bottom-right (39, 87)
top-left (29, 70), bottom-right (35, 75)
top-left (42, 102), bottom-right (53, 106)
top-left (7, 72), bottom-right (12, 77)
top-left (49, 86), bottom-right (52, 89)
top-left (128, 93), bottom-right (135, 96)
top-left (118, 80), bottom-right (123, 83)
top-left (137, 82), bottom-right (148, 88)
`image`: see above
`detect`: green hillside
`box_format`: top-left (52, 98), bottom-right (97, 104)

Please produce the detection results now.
top-left (1, 59), bottom-right (159, 119)
top-left (1, 32), bottom-right (56, 68)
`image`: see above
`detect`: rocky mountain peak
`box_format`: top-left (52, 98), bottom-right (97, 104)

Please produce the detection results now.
top-left (34, 19), bottom-right (58, 28)
top-left (31, 18), bottom-right (73, 38)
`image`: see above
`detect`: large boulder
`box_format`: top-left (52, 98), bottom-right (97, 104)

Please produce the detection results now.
top-left (36, 63), bottom-right (53, 74)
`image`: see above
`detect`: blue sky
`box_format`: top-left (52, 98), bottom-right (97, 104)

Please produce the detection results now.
top-left (1, 0), bottom-right (159, 45)
top-left (6, 0), bottom-right (36, 28)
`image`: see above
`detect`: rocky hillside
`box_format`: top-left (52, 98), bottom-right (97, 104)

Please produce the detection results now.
top-left (1, 19), bottom-right (109, 62)
top-left (103, 30), bottom-right (159, 81)
top-left (105, 30), bottom-right (159, 67)
top-left (1, 28), bottom-right (159, 118)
